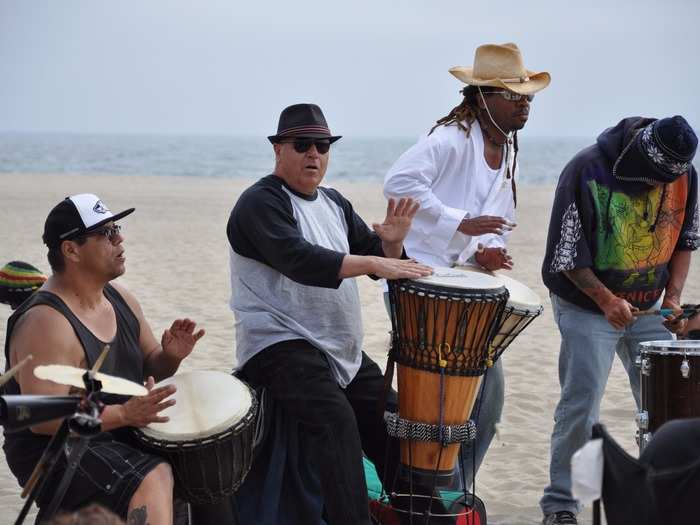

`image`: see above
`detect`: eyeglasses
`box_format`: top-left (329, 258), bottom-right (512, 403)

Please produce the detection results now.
top-left (81, 224), bottom-right (122, 242)
top-left (280, 139), bottom-right (331, 154)
top-left (488, 91), bottom-right (535, 102)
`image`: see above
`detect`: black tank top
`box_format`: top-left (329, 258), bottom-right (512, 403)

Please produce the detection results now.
top-left (2, 284), bottom-right (144, 485)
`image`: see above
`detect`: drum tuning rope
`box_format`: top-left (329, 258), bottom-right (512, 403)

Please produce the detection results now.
top-left (437, 343), bottom-right (448, 448)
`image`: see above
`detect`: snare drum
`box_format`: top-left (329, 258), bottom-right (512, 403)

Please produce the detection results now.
top-left (455, 266), bottom-right (543, 363)
top-left (388, 268), bottom-right (508, 485)
top-left (637, 340), bottom-right (700, 450)
top-left (134, 370), bottom-right (258, 505)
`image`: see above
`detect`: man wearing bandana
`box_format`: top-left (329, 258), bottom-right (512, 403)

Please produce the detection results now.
top-left (540, 116), bottom-right (699, 525)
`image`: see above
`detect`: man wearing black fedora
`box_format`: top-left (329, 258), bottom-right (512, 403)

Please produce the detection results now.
top-left (227, 103), bottom-right (432, 524)
top-left (540, 116), bottom-right (698, 525)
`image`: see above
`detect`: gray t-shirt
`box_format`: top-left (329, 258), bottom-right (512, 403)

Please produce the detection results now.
top-left (227, 175), bottom-right (386, 387)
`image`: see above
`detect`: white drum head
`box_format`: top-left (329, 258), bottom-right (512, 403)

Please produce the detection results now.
top-left (140, 370), bottom-right (252, 441)
top-left (494, 273), bottom-right (541, 310)
top-left (411, 267), bottom-right (504, 292)
top-left (454, 266), bottom-right (541, 310)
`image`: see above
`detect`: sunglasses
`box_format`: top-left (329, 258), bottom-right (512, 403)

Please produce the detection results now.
top-left (488, 91), bottom-right (535, 102)
top-left (280, 139), bottom-right (331, 154)
top-left (81, 224), bottom-right (122, 242)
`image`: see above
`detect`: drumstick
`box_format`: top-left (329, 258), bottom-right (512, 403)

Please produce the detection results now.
top-left (21, 461), bottom-right (43, 498)
top-left (0, 355), bottom-right (33, 388)
top-left (635, 307), bottom-right (699, 318)
top-left (634, 308), bottom-right (673, 317)
top-left (91, 344), bottom-right (111, 374)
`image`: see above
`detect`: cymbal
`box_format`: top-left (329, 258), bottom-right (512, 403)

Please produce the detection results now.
top-left (34, 365), bottom-right (148, 397)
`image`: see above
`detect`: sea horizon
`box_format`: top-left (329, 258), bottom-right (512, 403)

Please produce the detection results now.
top-left (3, 131), bottom-right (695, 186)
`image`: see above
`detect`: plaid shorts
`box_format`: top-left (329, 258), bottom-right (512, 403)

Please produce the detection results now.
top-left (36, 431), bottom-right (164, 520)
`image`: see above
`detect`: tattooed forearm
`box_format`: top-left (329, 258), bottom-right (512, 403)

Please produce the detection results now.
top-left (128, 506), bottom-right (149, 525)
top-left (563, 268), bottom-right (614, 306)
top-left (665, 250), bottom-right (691, 303)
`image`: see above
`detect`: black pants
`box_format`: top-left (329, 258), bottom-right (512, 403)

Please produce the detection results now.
top-left (242, 340), bottom-right (399, 525)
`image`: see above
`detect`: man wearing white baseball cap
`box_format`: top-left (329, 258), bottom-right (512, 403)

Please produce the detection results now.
top-left (3, 193), bottom-right (205, 524)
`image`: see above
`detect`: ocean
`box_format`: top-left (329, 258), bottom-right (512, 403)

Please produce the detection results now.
top-left (0, 132), bottom-right (596, 185)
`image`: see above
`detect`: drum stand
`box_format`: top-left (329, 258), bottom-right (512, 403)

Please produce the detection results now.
top-left (15, 375), bottom-right (104, 525)
top-left (378, 368), bottom-right (490, 525)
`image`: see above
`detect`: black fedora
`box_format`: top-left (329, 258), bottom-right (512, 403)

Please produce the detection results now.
top-left (268, 103), bottom-right (342, 144)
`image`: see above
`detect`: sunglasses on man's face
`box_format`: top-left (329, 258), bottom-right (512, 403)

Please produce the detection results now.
top-left (81, 224), bottom-right (122, 242)
top-left (281, 139), bottom-right (331, 155)
top-left (488, 91), bottom-right (535, 102)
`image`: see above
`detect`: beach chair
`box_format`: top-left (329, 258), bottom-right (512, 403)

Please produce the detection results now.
top-left (592, 419), bottom-right (700, 525)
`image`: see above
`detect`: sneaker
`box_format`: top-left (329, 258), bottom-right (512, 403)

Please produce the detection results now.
top-left (542, 511), bottom-right (577, 525)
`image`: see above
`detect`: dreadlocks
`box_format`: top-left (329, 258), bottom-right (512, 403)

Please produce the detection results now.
top-left (430, 85), bottom-right (519, 207)
top-left (429, 85), bottom-right (494, 136)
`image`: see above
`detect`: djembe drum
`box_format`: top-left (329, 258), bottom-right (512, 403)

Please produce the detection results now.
top-left (134, 370), bottom-right (258, 505)
top-left (387, 268), bottom-right (508, 486)
top-left (455, 266), bottom-right (543, 364)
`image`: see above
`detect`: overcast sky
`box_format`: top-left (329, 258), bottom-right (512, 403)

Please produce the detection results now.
top-left (1, 0), bottom-right (698, 138)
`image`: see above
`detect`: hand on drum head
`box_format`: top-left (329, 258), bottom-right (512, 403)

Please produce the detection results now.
top-left (458, 215), bottom-right (515, 237)
top-left (475, 245), bottom-right (513, 271)
top-left (120, 376), bottom-right (177, 428)
top-left (372, 257), bottom-right (433, 280)
top-left (601, 296), bottom-right (637, 330)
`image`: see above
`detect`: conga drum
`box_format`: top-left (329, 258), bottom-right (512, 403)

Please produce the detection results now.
top-left (636, 340), bottom-right (700, 451)
top-left (387, 268), bottom-right (508, 485)
top-left (455, 266), bottom-right (543, 363)
top-left (134, 370), bottom-right (258, 504)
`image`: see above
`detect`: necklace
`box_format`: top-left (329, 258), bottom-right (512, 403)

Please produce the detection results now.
top-left (478, 117), bottom-right (509, 147)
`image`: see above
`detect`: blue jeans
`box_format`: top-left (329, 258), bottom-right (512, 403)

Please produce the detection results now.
top-left (540, 294), bottom-right (672, 515)
top-left (382, 292), bottom-right (505, 487)
top-left (456, 358), bottom-right (504, 487)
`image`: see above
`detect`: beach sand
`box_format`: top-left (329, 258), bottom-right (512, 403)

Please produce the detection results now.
top-left (0, 173), bottom-right (697, 524)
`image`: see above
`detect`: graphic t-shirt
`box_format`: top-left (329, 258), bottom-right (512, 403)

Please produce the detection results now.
top-left (542, 141), bottom-right (698, 312)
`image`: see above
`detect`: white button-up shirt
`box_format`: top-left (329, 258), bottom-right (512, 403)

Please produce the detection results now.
top-left (384, 122), bottom-right (517, 268)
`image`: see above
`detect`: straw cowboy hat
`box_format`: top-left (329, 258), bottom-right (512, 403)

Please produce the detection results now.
top-left (449, 43), bottom-right (550, 95)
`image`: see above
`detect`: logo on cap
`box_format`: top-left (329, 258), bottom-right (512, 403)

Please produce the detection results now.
top-left (93, 201), bottom-right (109, 214)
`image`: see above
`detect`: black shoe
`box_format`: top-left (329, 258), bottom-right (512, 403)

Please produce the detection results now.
top-left (542, 511), bottom-right (577, 525)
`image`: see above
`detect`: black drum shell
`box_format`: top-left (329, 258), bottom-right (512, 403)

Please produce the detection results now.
top-left (641, 347), bottom-right (700, 433)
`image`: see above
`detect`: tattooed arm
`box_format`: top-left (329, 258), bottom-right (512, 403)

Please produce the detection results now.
top-left (662, 250), bottom-right (692, 333)
top-left (663, 250), bottom-right (691, 308)
top-left (563, 268), bottom-right (636, 329)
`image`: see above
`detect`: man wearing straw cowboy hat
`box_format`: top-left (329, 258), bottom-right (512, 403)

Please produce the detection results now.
top-left (384, 42), bottom-right (549, 485)
top-left (541, 116), bottom-right (698, 524)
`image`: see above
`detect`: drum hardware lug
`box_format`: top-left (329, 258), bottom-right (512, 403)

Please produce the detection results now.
top-left (641, 358), bottom-right (652, 376)
top-left (635, 429), bottom-right (652, 450)
top-left (634, 355), bottom-right (642, 368)
top-left (635, 410), bottom-right (648, 430)
top-left (681, 357), bottom-right (690, 379)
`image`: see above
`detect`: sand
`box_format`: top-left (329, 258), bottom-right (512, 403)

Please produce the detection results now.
top-left (0, 172), bottom-right (697, 524)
